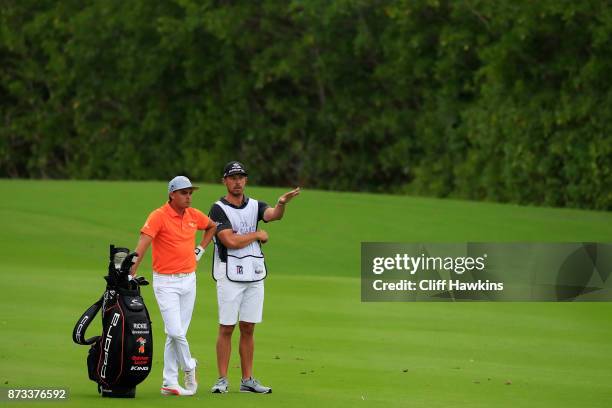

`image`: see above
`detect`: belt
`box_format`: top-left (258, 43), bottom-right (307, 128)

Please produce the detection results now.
top-left (153, 272), bottom-right (194, 278)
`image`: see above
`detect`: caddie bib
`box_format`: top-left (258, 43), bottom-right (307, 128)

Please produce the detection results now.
top-left (213, 198), bottom-right (267, 282)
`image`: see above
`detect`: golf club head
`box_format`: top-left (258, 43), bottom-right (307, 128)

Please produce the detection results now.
top-left (134, 276), bottom-right (149, 286)
top-left (119, 252), bottom-right (139, 276)
top-left (109, 245), bottom-right (130, 273)
top-left (106, 245), bottom-right (133, 288)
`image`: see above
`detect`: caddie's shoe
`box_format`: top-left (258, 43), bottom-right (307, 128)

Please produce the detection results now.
top-left (211, 377), bottom-right (229, 394)
top-left (184, 359), bottom-right (198, 393)
top-left (160, 384), bottom-right (194, 396)
top-left (240, 377), bottom-right (272, 394)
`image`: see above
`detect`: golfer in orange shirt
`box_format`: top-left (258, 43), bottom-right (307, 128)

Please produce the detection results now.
top-left (131, 176), bottom-right (216, 396)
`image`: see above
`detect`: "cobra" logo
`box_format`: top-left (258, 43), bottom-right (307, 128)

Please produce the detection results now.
top-left (100, 313), bottom-right (120, 379)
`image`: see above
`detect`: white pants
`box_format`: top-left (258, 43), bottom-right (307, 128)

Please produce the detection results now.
top-left (153, 272), bottom-right (197, 386)
top-left (216, 276), bottom-right (264, 325)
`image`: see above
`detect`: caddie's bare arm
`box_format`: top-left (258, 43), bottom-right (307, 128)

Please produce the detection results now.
top-left (217, 229), bottom-right (268, 250)
top-left (264, 187), bottom-right (300, 222)
top-left (198, 219), bottom-right (217, 249)
top-left (130, 233), bottom-right (153, 276)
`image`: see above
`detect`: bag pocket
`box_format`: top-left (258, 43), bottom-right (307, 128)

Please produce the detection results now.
top-left (226, 255), bottom-right (266, 282)
top-left (122, 296), bottom-right (144, 312)
top-left (87, 340), bottom-right (101, 382)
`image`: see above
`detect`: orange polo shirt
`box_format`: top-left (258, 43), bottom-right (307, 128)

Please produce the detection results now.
top-left (141, 203), bottom-right (211, 274)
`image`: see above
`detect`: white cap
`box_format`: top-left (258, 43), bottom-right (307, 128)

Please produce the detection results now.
top-left (168, 176), bottom-right (199, 193)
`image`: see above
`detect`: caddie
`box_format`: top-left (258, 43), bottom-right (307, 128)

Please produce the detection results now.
top-left (208, 161), bottom-right (300, 394)
top-left (131, 176), bottom-right (217, 396)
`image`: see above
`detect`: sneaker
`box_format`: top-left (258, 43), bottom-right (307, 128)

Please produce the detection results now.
top-left (160, 384), bottom-right (194, 396)
top-left (184, 359), bottom-right (198, 393)
top-left (240, 377), bottom-right (272, 394)
top-left (211, 377), bottom-right (229, 394)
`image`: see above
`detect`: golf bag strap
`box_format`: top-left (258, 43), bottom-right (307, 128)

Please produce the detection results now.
top-left (72, 294), bottom-right (104, 345)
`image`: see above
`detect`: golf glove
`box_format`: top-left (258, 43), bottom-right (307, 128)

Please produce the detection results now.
top-left (195, 245), bottom-right (205, 262)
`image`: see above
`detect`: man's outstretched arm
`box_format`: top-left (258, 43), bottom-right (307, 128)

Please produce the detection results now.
top-left (264, 187), bottom-right (300, 222)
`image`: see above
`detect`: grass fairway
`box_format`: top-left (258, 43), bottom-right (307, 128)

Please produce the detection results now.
top-left (0, 179), bottom-right (611, 408)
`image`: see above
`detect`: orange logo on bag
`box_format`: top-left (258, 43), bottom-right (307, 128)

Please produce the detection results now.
top-left (136, 337), bottom-right (146, 354)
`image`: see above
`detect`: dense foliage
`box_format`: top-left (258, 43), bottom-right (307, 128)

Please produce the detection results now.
top-left (1, 0), bottom-right (610, 209)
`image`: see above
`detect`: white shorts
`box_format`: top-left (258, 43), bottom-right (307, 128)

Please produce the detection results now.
top-left (216, 276), bottom-right (264, 325)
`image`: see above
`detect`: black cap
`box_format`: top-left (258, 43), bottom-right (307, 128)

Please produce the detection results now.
top-left (223, 161), bottom-right (248, 177)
